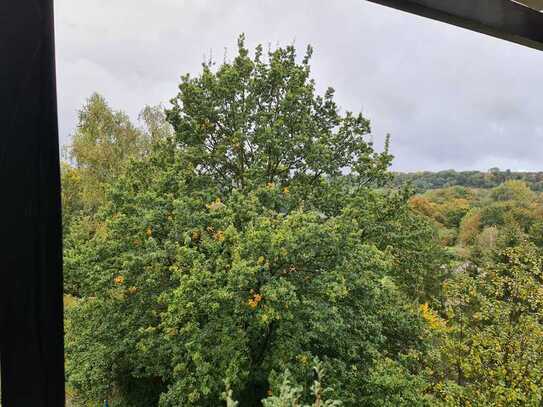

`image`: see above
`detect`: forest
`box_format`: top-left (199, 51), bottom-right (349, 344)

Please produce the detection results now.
top-left (62, 37), bottom-right (543, 406)
top-left (393, 170), bottom-right (543, 193)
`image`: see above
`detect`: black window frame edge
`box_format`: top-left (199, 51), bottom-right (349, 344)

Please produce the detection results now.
top-left (0, 1), bottom-right (65, 406)
top-left (366, 0), bottom-right (543, 51)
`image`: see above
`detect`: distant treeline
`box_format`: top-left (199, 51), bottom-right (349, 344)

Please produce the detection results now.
top-left (393, 169), bottom-right (543, 192)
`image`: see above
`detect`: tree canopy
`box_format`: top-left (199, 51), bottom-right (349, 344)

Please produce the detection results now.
top-left (62, 36), bottom-right (543, 407)
top-left (64, 37), bottom-right (440, 406)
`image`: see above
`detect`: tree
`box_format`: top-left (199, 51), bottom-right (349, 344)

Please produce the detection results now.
top-left (60, 161), bottom-right (84, 233)
top-left (64, 37), bottom-right (439, 406)
top-left (66, 93), bottom-right (148, 211)
top-left (166, 35), bottom-right (392, 196)
top-left (259, 360), bottom-right (342, 407)
top-left (66, 180), bottom-right (433, 406)
top-left (458, 209), bottom-right (481, 246)
top-left (62, 95), bottom-right (173, 294)
top-left (431, 242), bottom-right (543, 405)
top-left (491, 180), bottom-right (536, 204)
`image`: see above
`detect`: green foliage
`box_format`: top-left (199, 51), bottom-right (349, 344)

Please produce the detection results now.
top-left (361, 357), bottom-right (434, 407)
top-left (61, 162), bottom-right (85, 233)
top-left (400, 180), bottom-right (543, 404)
top-left (166, 35), bottom-right (392, 195)
top-left (491, 180), bottom-right (536, 203)
top-left (261, 360), bottom-right (342, 407)
top-left (64, 37), bottom-right (439, 406)
top-left (411, 181), bottom-right (543, 256)
top-left (431, 242), bottom-right (543, 406)
top-left (61, 94), bottom-right (172, 231)
top-left (62, 35), bottom-right (543, 407)
top-left (65, 175), bottom-right (433, 405)
top-left (66, 93), bottom-right (147, 211)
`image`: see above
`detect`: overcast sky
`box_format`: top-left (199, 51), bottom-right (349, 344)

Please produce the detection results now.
top-left (55, 0), bottom-right (543, 171)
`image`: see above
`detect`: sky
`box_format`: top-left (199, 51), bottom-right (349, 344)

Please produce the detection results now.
top-left (55, 0), bottom-right (543, 172)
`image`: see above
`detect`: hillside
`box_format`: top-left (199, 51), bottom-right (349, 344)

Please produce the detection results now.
top-left (393, 169), bottom-right (543, 192)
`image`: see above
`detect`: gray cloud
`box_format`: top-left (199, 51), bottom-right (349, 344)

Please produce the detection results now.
top-left (55, 0), bottom-right (543, 171)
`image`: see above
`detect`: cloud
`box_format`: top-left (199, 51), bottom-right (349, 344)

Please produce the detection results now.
top-left (55, 0), bottom-right (543, 171)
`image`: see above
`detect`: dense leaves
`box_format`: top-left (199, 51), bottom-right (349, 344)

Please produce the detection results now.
top-left (63, 36), bottom-right (543, 407)
top-left (64, 38), bottom-right (439, 406)
top-left (409, 179), bottom-right (543, 405)
top-left (428, 243), bottom-right (543, 405)
top-left (166, 35), bottom-right (392, 195)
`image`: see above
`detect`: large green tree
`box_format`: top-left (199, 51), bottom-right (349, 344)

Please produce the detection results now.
top-left (65, 37), bottom-right (441, 406)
